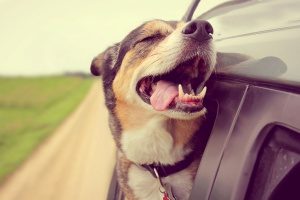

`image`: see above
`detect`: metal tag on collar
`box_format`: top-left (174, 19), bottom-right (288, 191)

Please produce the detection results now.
top-left (154, 168), bottom-right (176, 200)
top-left (164, 183), bottom-right (176, 200)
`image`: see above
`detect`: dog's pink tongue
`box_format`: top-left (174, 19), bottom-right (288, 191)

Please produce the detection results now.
top-left (150, 80), bottom-right (178, 111)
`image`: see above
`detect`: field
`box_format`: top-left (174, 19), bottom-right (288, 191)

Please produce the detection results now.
top-left (0, 76), bottom-right (93, 182)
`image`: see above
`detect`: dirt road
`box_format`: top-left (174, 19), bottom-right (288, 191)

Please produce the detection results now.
top-left (0, 81), bottom-right (116, 200)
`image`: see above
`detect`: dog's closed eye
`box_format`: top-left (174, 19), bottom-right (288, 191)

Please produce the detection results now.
top-left (134, 34), bottom-right (163, 47)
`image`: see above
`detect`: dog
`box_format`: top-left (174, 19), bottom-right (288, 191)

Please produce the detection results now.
top-left (91, 19), bottom-right (216, 200)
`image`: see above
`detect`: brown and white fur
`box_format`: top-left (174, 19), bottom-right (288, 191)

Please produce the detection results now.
top-left (91, 20), bottom-right (216, 200)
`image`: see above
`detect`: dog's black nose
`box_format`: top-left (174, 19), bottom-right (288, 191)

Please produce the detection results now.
top-left (182, 20), bottom-right (213, 42)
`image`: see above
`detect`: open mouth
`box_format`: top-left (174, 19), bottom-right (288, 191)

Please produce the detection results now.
top-left (136, 57), bottom-right (210, 113)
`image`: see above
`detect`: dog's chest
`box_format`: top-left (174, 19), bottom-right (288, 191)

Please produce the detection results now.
top-left (120, 117), bottom-right (195, 199)
top-left (128, 165), bottom-right (194, 200)
top-left (120, 117), bottom-right (190, 165)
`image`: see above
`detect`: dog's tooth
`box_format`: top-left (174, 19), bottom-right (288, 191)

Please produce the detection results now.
top-left (178, 84), bottom-right (184, 99)
top-left (198, 86), bottom-right (207, 99)
top-left (184, 93), bottom-right (189, 100)
top-left (191, 89), bottom-right (195, 96)
top-left (187, 84), bottom-right (196, 96)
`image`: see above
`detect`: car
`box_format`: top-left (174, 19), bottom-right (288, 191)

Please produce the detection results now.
top-left (107, 0), bottom-right (300, 199)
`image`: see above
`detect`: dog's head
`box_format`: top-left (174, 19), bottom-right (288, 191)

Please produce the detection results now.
top-left (91, 20), bottom-right (216, 120)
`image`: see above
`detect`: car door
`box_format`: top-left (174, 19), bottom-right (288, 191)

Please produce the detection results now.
top-left (189, 0), bottom-right (300, 199)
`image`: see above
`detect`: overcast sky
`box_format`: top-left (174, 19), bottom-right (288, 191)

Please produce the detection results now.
top-left (0, 0), bottom-right (221, 76)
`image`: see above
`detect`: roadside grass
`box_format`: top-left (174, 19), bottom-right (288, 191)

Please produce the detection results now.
top-left (0, 76), bottom-right (93, 182)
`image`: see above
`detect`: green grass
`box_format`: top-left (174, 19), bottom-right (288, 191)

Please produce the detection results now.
top-left (0, 76), bottom-right (93, 182)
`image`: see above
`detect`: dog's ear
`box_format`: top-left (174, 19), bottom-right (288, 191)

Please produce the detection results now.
top-left (91, 44), bottom-right (120, 76)
top-left (90, 53), bottom-right (105, 76)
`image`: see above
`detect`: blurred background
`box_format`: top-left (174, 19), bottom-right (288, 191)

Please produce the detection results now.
top-left (0, 0), bottom-right (221, 199)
